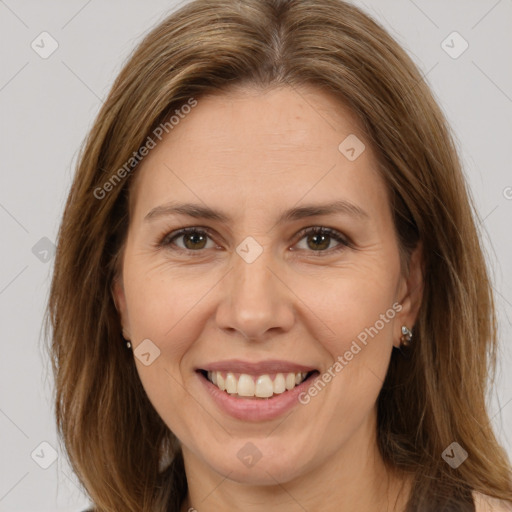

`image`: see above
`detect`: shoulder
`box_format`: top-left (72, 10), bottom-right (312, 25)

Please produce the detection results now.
top-left (473, 491), bottom-right (512, 512)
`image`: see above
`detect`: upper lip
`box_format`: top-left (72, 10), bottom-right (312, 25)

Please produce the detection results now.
top-left (197, 359), bottom-right (317, 375)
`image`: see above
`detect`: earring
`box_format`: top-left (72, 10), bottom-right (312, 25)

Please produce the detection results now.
top-left (400, 325), bottom-right (413, 348)
top-left (122, 329), bottom-right (132, 349)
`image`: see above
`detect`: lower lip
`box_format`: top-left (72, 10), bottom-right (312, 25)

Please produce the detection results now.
top-left (196, 371), bottom-right (319, 422)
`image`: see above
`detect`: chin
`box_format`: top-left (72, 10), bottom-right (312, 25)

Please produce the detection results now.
top-left (200, 440), bottom-right (315, 485)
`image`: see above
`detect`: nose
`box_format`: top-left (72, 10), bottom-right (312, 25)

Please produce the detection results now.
top-left (214, 243), bottom-right (295, 342)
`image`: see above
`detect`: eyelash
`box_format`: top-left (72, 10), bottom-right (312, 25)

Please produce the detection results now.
top-left (157, 226), bottom-right (352, 256)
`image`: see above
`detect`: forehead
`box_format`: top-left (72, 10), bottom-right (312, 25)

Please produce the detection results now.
top-left (128, 85), bottom-right (387, 223)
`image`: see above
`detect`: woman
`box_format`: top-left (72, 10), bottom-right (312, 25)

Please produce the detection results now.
top-left (46, 0), bottom-right (512, 510)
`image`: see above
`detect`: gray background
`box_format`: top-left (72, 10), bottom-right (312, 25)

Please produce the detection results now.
top-left (0, 0), bottom-right (511, 510)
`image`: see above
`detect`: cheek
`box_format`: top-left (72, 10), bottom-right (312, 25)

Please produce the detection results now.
top-left (122, 261), bottom-right (227, 408)
top-left (122, 267), bottom-right (214, 435)
top-left (123, 261), bottom-right (215, 349)
top-left (293, 276), bottom-right (398, 446)
top-left (293, 261), bottom-right (399, 413)
top-left (124, 251), bottom-right (400, 378)
top-left (295, 263), bottom-right (399, 356)
top-left (123, 240), bottom-right (400, 429)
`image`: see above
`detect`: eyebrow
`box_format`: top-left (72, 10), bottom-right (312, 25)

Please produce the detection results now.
top-left (144, 199), bottom-right (369, 224)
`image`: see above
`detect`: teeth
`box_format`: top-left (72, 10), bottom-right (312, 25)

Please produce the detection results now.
top-left (225, 373), bottom-right (237, 394)
top-left (255, 375), bottom-right (273, 397)
top-left (217, 372), bottom-right (225, 391)
top-left (273, 373), bottom-right (286, 394)
top-left (206, 370), bottom-right (310, 398)
top-left (237, 374), bottom-right (255, 396)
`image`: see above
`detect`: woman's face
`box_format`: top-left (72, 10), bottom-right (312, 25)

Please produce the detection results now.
top-left (114, 85), bottom-right (421, 485)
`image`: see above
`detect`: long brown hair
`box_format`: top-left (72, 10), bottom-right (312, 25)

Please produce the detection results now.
top-left (45, 0), bottom-right (512, 510)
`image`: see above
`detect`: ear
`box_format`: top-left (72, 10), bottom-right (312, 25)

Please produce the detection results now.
top-left (393, 242), bottom-right (424, 348)
top-left (112, 274), bottom-right (131, 340)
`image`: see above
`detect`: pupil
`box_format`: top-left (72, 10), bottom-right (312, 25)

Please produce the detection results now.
top-left (185, 232), bottom-right (206, 250)
top-left (309, 233), bottom-right (329, 250)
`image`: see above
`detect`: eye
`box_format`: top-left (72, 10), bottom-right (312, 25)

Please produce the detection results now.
top-left (159, 227), bottom-right (217, 252)
top-left (293, 226), bottom-right (351, 255)
top-left (158, 225), bottom-right (351, 256)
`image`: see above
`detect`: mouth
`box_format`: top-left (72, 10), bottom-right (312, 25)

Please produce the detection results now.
top-left (196, 369), bottom-right (320, 400)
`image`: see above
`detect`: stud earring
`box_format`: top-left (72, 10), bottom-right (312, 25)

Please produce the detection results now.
top-left (122, 329), bottom-right (132, 349)
top-left (400, 325), bottom-right (413, 348)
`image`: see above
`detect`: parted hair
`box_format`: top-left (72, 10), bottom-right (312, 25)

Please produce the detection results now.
top-left (45, 0), bottom-right (512, 510)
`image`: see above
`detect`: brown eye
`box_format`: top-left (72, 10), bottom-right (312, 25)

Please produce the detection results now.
top-left (161, 227), bottom-right (215, 252)
top-left (159, 226), bottom-right (351, 256)
top-left (180, 231), bottom-right (208, 250)
top-left (293, 227), bottom-right (350, 254)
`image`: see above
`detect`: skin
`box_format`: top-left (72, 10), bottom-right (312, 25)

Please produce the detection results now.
top-left (113, 85), bottom-right (424, 512)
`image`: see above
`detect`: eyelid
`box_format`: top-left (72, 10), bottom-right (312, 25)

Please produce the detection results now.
top-left (293, 226), bottom-right (353, 251)
top-left (159, 226), bottom-right (219, 249)
top-left (158, 225), bottom-right (353, 254)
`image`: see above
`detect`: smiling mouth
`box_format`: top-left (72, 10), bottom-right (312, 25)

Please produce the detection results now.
top-left (197, 369), bottom-right (319, 399)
